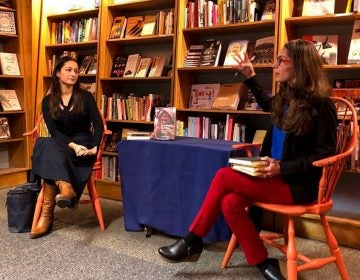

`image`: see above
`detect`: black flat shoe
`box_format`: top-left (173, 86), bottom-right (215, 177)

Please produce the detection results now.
top-left (258, 258), bottom-right (285, 280)
top-left (158, 238), bottom-right (203, 263)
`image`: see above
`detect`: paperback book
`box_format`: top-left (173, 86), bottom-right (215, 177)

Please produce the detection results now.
top-left (135, 57), bottom-right (152, 77)
top-left (252, 36), bottom-right (274, 64)
top-left (125, 16), bottom-right (144, 38)
top-left (212, 83), bottom-right (248, 110)
top-left (123, 54), bottom-right (141, 77)
top-left (229, 157), bottom-right (269, 167)
top-left (223, 40), bottom-right (249, 66)
top-left (0, 116), bottom-right (11, 139)
top-left (183, 44), bottom-right (205, 67)
top-left (348, 20), bottom-right (360, 64)
top-left (302, 0), bottom-right (335, 16)
top-left (302, 35), bottom-right (338, 65)
top-left (0, 11), bottom-right (16, 34)
top-left (0, 52), bottom-right (20, 75)
top-left (153, 107), bottom-right (176, 140)
top-left (230, 164), bottom-right (265, 177)
top-left (148, 56), bottom-right (166, 77)
top-left (109, 16), bottom-right (127, 39)
top-left (111, 55), bottom-right (128, 78)
top-left (0, 89), bottom-right (21, 111)
top-left (78, 55), bottom-right (94, 74)
top-left (189, 83), bottom-right (220, 109)
top-left (200, 39), bottom-right (222, 67)
top-left (141, 14), bottom-right (157, 36)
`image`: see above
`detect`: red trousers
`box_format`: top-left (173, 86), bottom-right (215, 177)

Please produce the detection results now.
top-left (189, 167), bottom-right (294, 265)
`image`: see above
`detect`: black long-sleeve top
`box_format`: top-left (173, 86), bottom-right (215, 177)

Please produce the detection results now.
top-left (42, 90), bottom-right (104, 149)
top-left (244, 76), bottom-right (338, 203)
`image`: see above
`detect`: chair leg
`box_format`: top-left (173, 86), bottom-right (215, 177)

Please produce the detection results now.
top-left (31, 184), bottom-right (45, 232)
top-left (320, 215), bottom-right (349, 280)
top-left (87, 176), bottom-right (105, 231)
top-left (221, 233), bottom-right (238, 269)
top-left (286, 218), bottom-right (298, 280)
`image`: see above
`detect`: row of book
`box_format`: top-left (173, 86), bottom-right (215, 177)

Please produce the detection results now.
top-left (184, 0), bottom-right (274, 28)
top-left (176, 114), bottom-right (247, 142)
top-left (109, 10), bottom-right (174, 39)
top-left (100, 93), bottom-right (161, 122)
top-left (50, 17), bottom-right (99, 44)
top-left (97, 155), bottom-right (119, 182)
top-left (110, 54), bottom-right (169, 78)
top-left (184, 36), bottom-right (274, 67)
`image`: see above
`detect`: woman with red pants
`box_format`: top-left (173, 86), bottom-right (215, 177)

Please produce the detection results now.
top-left (158, 39), bottom-right (338, 280)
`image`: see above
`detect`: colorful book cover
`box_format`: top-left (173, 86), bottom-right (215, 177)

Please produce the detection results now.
top-left (0, 52), bottom-right (20, 75)
top-left (109, 16), bottom-right (127, 39)
top-left (189, 83), bottom-right (220, 109)
top-left (0, 11), bottom-right (16, 34)
top-left (223, 40), bottom-right (249, 66)
top-left (111, 55), bottom-right (128, 77)
top-left (303, 35), bottom-right (338, 65)
top-left (153, 107), bottom-right (176, 140)
top-left (0, 116), bottom-right (11, 139)
top-left (0, 89), bottom-right (21, 111)
top-left (348, 20), bottom-right (360, 64)
top-left (302, 0), bottom-right (335, 16)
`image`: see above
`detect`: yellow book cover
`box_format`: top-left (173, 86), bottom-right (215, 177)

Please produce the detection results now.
top-left (141, 15), bottom-right (157, 36)
top-left (212, 83), bottom-right (244, 110)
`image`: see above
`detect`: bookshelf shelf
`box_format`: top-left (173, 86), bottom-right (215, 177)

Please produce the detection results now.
top-left (106, 119), bottom-right (154, 125)
top-left (107, 34), bottom-right (173, 45)
top-left (108, 0), bottom-right (175, 12)
top-left (45, 41), bottom-right (98, 49)
top-left (47, 8), bottom-right (99, 20)
top-left (101, 76), bottom-right (172, 81)
top-left (0, 137), bottom-right (24, 144)
top-left (183, 20), bottom-right (276, 36)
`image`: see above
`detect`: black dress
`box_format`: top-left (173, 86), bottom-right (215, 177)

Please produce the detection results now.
top-left (31, 91), bottom-right (104, 200)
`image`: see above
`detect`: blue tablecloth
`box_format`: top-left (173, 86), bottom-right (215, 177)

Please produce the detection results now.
top-left (117, 137), bottom-right (243, 242)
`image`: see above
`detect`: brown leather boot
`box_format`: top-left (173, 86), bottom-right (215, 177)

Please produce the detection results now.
top-left (55, 180), bottom-right (77, 208)
top-left (30, 183), bottom-right (57, 239)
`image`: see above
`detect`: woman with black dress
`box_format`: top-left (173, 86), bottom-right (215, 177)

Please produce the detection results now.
top-left (30, 56), bottom-right (104, 239)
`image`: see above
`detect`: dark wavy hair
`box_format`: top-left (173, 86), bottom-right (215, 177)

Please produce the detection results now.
top-left (271, 39), bottom-right (331, 136)
top-left (48, 56), bottom-right (85, 119)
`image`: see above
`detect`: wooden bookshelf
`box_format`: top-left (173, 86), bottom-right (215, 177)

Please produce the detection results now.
top-left (96, 0), bottom-right (178, 192)
top-left (0, 0), bottom-right (33, 188)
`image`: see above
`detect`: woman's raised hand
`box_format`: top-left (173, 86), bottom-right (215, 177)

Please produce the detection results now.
top-left (232, 52), bottom-right (256, 79)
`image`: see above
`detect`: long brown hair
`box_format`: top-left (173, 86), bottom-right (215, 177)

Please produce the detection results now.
top-left (271, 39), bottom-right (331, 136)
top-left (48, 56), bottom-right (85, 119)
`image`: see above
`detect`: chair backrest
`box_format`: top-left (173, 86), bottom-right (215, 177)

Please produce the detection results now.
top-left (312, 96), bottom-right (358, 205)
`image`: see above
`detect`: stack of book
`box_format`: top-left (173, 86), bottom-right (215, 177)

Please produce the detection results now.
top-left (229, 157), bottom-right (269, 177)
top-left (183, 45), bottom-right (204, 67)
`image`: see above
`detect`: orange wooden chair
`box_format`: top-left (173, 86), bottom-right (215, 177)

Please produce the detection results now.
top-left (23, 112), bottom-right (112, 231)
top-left (221, 97), bottom-right (357, 280)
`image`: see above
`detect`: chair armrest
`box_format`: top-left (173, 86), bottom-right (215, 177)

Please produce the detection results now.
top-left (23, 127), bottom-right (39, 137)
top-left (232, 143), bottom-right (262, 157)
